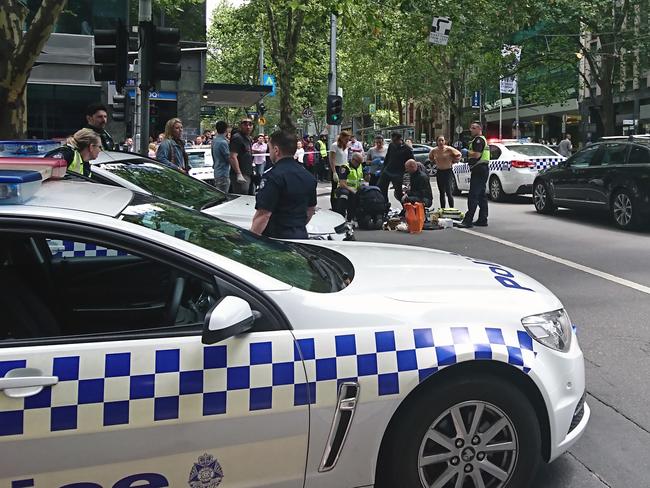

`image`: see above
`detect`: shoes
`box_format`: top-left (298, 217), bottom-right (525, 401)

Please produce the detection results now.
top-left (456, 220), bottom-right (473, 228)
top-left (473, 221), bottom-right (488, 227)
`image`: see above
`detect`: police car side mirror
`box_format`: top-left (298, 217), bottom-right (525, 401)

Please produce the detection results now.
top-left (202, 296), bottom-right (257, 345)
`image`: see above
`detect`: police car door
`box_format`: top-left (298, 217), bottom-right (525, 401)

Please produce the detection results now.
top-left (0, 228), bottom-right (308, 488)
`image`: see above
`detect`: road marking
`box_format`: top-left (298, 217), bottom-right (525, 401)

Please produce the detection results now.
top-left (459, 228), bottom-right (650, 295)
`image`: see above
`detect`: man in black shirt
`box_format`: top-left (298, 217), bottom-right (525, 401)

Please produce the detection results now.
top-left (402, 159), bottom-right (433, 208)
top-left (84, 103), bottom-right (115, 150)
top-left (251, 130), bottom-right (317, 239)
top-left (459, 122), bottom-right (489, 228)
top-left (378, 132), bottom-right (414, 205)
top-left (229, 118), bottom-right (254, 194)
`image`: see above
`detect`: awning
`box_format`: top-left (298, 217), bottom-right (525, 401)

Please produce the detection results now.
top-left (202, 83), bottom-right (272, 107)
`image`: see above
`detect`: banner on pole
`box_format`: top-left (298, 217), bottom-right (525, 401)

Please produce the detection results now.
top-left (429, 17), bottom-right (452, 45)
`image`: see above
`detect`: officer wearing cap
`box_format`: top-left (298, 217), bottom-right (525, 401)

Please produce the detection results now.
top-left (250, 130), bottom-right (317, 239)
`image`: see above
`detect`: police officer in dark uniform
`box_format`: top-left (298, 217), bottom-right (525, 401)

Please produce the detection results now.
top-left (250, 130), bottom-right (317, 239)
top-left (458, 121), bottom-right (489, 228)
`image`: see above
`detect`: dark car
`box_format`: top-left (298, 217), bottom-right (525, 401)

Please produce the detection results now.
top-left (532, 140), bottom-right (650, 230)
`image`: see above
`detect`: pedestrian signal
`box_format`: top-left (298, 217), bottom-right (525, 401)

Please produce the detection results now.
top-left (327, 95), bottom-right (343, 125)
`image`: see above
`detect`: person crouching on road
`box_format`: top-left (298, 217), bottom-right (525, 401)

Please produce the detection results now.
top-left (44, 128), bottom-right (102, 177)
top-left (336, 152), bottom-right (365, 222)
top-left (156, 118), bottom-right (189, 172)
top-left (429, 135), bottom-right (462, 209)
top-left (402, 159), bottom-right (433, 209)
top-left (250, 130), bottom-right (317, 239)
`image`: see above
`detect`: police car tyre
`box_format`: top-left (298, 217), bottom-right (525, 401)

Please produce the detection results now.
top-left (489, 175), bottom-right (506, 202)
top-left (533, 181), bottom-right (555, 214)
top-left (611, 189), bottom-right (642, 230)
top-left (377, 374), bottom-right (541, 488)
top-left (451, 175), bottom-right (461, 196)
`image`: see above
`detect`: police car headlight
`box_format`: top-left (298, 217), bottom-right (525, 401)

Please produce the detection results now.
top-left (522, 309), bottom-right (572, 352)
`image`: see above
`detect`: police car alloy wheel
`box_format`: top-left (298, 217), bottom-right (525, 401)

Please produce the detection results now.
top-left (489, 176), bottom-right (505, 202)
top-left (376, 374), bottom-right (541, 488)
top-left (611, 189), bottom-right (640, 230)
top-left (533, 181), bottom-right (555, 214)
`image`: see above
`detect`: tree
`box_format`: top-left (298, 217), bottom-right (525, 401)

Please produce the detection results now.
top-left (0, 0), bottom-right (68, 139)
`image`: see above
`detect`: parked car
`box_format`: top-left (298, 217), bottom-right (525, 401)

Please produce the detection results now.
top-left (452, 140), bottom-right (565, 201)
top-left (185, 145), bottom-right (215, 185)
top-left (533, 139), bottom-right (650, 229)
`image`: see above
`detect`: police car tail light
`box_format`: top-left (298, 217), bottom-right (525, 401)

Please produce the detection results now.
top-left (511, 159), bottom-right (534, 168)
top-left (522, 309), bottom-right (572, 352)
top-left (0, 170), bottom-right (42, 204)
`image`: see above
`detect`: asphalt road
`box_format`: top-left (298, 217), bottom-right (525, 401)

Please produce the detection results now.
top-left (318, 185), bottom-right (650, 487)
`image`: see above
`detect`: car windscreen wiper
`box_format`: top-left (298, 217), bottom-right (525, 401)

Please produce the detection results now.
top-left (200, 197), bottom-right (228, 210)
top-left (293, 244), bottom-right (346, 291)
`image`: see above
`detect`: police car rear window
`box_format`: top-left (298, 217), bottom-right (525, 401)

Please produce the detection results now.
top-left (188, 152), bottom-right (211, 168)
top-left (505, 145), bottom-right (558, 157)
top-left (120, 194), bottom-right (345, 293)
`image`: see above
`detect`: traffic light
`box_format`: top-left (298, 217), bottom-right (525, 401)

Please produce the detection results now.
top-left (327, 95), bottom-right (343, 125)
top-left (93, 19), bottom-right (128, 90)
top-left (258, 102), bottom-right (266, 116)
top-left (141, 23), bottom-right (181, 87)
top-left (112, 93), bottom-right (128, 122)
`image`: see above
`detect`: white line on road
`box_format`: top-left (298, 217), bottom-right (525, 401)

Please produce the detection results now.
top-left (459, 228), bottom-right (650, 295)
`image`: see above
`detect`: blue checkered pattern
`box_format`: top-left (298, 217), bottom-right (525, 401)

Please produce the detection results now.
top-left (528, 157), bottom-right (564, 171)
top-left (0, 327), bottom-right (535, 438)
top-left (47, 240), bottom-right (129, 258)
top-left (453, 163), bottom-right (471, 174)
top-left (489, 160), bottom-right (512, 172)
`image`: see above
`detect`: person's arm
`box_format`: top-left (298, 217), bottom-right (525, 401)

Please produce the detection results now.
top-left (449, 146), bottom-right (462, 162)
top-left (428, 148), bottom-right (436, 163)
top-left (218, 141), bottom-right (230, 166)
top-left (468, 138), bottom-right (484, 160)
top-left (329, 146), bottom-right (338, 181)
top-left (156, 141), bottom-right (172, 165)
top-left (250, 209), bottom-right (272, 235)
top-left (306, 206), bottom-right (316, 223)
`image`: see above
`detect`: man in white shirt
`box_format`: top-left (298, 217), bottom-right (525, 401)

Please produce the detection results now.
top-left (347, 135), bottom-right (364, 162)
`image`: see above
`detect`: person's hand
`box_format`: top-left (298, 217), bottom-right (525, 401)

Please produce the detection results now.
top-left (236, 173), bottom-right (246, 184)
top-left (332, 172), bottom-right (339, 183)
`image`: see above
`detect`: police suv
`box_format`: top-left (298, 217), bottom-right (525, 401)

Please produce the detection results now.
top-left (0, 168), bottom-right (588, 488)
top-left (452, 140), bottom-right (565, 201)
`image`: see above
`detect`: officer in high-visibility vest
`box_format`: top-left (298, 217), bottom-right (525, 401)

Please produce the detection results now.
top-left (459, 121), bottom-right (489, 227)
top-left (335, 152), bottom-right (365, 221)
top-left (44, 128), bottom-right (102, 177)
top-left (316, 134), bottom-right (329, 182)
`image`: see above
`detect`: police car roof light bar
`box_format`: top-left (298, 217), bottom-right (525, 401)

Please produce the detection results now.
top-left (0, 170), bottom-right (43, 204)
top-left (0, 158), bottom-right (67, 180)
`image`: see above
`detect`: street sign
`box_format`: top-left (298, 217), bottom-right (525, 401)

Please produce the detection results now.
top-left (263, 74), bottom-right (276, 97)
top-left (471, 91), bottom-right (481, 109)
top-left (302, 107), bottom-right (314, 119)
top-left (500, 77), bottom-right (517, 95)
top-left (455, 125), bottom-right (463, 135)
top-left (259, 116), bottom-right (267, 125)
top-left (429, 17), bottom-right (452, 45)
top-left (623, 119), bottom-right (637, 126)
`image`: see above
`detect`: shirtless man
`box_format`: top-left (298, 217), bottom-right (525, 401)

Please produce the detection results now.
top-left (429, 135), bottom-right (462, 209)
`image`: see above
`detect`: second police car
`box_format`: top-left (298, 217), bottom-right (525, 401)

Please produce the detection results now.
top-left (0, 167), bottom-right (588, 488)
top-left (452, 140), bottom-right (566, 201)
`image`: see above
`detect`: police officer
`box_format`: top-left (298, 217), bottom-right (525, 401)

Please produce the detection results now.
top-left (84, 103), bottom-right (115, 150)
top-left (44, 128), bottom-right (102, 176)
top-left (459, 121), bottom-right (489, 227)
top-left (251, 130), bottom-right (317, 239)
top-left (335, 152), bottom-right (365, 221)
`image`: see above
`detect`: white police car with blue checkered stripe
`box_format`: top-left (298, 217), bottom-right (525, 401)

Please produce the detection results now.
top-left (453, 140), bottom-right (566, 201)
top-left (0, 170), bottom-right (588, 488)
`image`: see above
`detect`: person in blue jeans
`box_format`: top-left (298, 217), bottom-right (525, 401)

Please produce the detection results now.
top-left (459, 122), bottom-right (489, 228)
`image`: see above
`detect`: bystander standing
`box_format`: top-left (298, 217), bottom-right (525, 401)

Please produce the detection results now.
top-left (429, 135), bottom-right (461, 209)
top-left (229, 119), bottom-right (255, 195)
top-left (156, 118), bottom-right (189, 171)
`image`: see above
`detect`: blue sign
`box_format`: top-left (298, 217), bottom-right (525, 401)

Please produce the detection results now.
top-left (471, 91), bottom-right (481, 109)
top-left (263, 74), bottom-right (276, 97)
top-left (127, 89), bottom-right (177, 101)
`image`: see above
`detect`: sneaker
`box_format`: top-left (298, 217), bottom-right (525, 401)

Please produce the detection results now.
top-left (456, 220), bottom-right (473, 228)
top-left (473, 221), bottom-right (488, 227)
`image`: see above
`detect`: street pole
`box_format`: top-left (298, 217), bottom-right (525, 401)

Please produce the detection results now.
top-left (328, 13), bottom-right (339, 149)
top-left (138, 0), bottom-right (152, 155)
top-left (515, 78), bottom-right (520, 139)
top-left (258, 35), bottom-right (264, 134)
top-left (499, 91), bottom-right (502, 139)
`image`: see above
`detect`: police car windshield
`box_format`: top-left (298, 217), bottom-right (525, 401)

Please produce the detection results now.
top-left (99, 160), bottom-right (227, 209)
top-left (505, 145), bottom-right (558, 157)
top-left (120, 194), bottom-right (336, 292)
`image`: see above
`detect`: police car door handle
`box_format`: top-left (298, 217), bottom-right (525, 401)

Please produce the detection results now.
top-left (0, 368), bottom-right (59, 398)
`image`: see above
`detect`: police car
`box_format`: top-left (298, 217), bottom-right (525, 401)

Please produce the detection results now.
top-left (83, 151), bottom-right (352, 241)
top-left (186, 145), bottom-right (215, 184)
top-left (0, 168), bottom-right (588, 488)
top-left (452, 140), bottom-right (565, 201)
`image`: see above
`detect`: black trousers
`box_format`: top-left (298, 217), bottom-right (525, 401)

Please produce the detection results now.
top-left (378, 171), bottom-right (404, 206)
top-left (436, 168), bottom-right (454, 209)
top-left (465, 164), bottom-right (489, 224)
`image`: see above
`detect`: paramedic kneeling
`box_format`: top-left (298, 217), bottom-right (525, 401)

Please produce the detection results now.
top-left (251, 130), bottom-right (317, 239)
top-left (336, 152), bottom-right (365, 221)
top-left (402, 159), bottom-right (433, 208)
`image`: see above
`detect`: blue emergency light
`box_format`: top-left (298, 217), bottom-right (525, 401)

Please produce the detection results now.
top-left (0, 169), bottom-right (42, 204)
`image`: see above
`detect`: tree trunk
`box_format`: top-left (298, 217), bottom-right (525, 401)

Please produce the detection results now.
top-left (0, 0), bottom-right (67, 139)
top-left (277, 63), bottom-right (295, 132)
top-left (396, 98), bottom-right (404, 125)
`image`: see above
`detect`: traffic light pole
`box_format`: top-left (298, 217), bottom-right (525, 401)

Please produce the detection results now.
top-left (328, 13), bottom-right (339, 148)
top-left (138, 0), bottom-right (152, 155)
